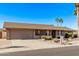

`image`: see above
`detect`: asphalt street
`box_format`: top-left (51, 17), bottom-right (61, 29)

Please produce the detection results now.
top-left (1, 46), bottom-right (79, 56)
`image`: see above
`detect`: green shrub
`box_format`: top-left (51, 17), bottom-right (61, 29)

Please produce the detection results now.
top-left (41, 35), bottom-right (46, 39)
top-left (52, 35), bottom-right (56, 38)
top-left (57, 36), bottom-right (60, 39)
top-left (73, 34), bottom-right (78, 38)
top-left (41, 35), bottom-right (52, 40)
top-left (64, 32), bottom-right (73, 38)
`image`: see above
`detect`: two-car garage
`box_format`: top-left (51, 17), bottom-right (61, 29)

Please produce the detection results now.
top-left (7, 29), bottom-right (34, 39)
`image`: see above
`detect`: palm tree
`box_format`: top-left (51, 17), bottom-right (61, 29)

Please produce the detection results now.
top-left (59, 18), bottom-right (63, 26)
top-left (75, 3), bottom-right (79, 38)
top-left (55, 17), bottom-right (63, 27)
top-left (74, 10), bottom-right (77, 15)
top-left (55, 17), bottom-right (63, 44)
top-left (56, 17), bottom-right (60, 26)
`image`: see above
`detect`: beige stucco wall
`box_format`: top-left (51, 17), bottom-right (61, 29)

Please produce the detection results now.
top-left (2, 28), bottom-right (73, 39)
top-left (2, 31), bottom-right (7, 39)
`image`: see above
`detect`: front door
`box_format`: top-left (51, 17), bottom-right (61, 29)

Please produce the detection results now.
top-left (52, 30), bottom-right (56, 38)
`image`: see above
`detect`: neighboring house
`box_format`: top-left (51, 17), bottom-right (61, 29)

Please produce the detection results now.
top-left (0, 29), bottom-right (2, 39)
top-left (2, 22), bottom-right (75, 39)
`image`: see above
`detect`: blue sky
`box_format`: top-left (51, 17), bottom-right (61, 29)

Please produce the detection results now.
top-left (0, 3), bottom-right (77, 29)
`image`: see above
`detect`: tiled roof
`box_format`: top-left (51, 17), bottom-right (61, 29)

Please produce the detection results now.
top-left (3, 22), bottom-right (74, 31)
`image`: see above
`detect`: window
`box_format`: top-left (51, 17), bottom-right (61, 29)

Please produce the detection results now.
top-left (35, 30), bottom-right (47, 35)
top-left (35, 30), bottom-right (40, 35)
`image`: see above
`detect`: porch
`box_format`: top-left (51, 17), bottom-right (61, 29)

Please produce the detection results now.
top-left (34, 29), bottom-right (67, 38)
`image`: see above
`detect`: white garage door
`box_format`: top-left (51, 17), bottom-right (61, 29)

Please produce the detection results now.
top-left (10, 29), bottom-right (34, 39)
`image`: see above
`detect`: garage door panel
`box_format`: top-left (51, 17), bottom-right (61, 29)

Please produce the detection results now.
top-left (10, 29), bottom-right (34, 39)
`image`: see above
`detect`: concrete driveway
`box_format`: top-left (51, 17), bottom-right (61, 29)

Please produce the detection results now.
top-left (0, 39), bottom-right (59, 54)
top-left (9, 39), bottom-right (60, 49)
top-left (0, 39), bottom-right (79, 54)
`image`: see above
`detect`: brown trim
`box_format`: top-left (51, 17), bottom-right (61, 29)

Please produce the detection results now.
top-left (5, 28), bottom-right (73, 32)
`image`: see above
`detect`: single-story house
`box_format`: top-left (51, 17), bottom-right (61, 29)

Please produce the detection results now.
top-left (2, 22), bottom-right (75, 39)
